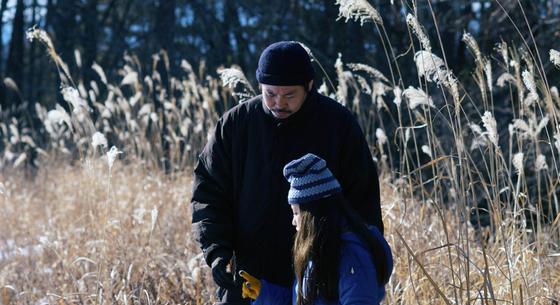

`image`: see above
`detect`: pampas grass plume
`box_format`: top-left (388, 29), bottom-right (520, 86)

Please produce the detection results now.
top-left (392, 87), bottom-right (402, 107)
top-left (512, 152), bottom-right (524, 174)
top-left (376, 128), bottom-right (388, 145)
top-left (414, 51), bottom-right (445, 83)
top-left (462, 32), bottom-right (483, 63)
top-left (150, 207), bottom-right (158, 233)
top-left (550, 49), bottom-right (560, 68)
top-left (497, 73), bottom-right (515, 87)
top-left (421, 145), bottom-right (432, 158)
top-left (335, 0), bottom-right (383, 26)
top-left (61, 86), bottom-right (88, 111)
top-left (347, 63), bottom-right (389, 83)
top-left (535, 154), bottom-right (548, 171)
top-left (107, 146), bottom-right (123, 171)
top-left (554, 130), bottom-right (560, 154)
top-left (92, 132), bottom-right (108, 149)
top-left (403, 86), bottom-right (434, 109)
top-left (46, 105), bottom-right (73, 132)
top-left (522, 70), bottom-right (537, 95)
top-left (482, 111), bottom-right (499, 147)
top-left (406, 14), bottom-right (431, 51)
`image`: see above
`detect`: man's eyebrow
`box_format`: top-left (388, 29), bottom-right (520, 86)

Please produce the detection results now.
top-left (283, 90), bottom-right (297, 96)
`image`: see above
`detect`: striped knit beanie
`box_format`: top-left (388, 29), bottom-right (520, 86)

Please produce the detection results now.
top-left (283, 153), bottom-right (342, 205)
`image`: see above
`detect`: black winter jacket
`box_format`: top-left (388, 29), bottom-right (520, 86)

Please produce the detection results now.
top-left (191, 90), bottom-right (382, 288)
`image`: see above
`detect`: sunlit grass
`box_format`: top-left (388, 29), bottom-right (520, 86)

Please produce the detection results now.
top-left (1, 1), bottom-right (560, 304)
top-left (0, 159), bottom-right (215, 305)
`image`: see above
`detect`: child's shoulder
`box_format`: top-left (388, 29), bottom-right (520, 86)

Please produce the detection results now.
top-left (339, 226), bottom-right (392, 269)
top-left (340, 230), bottom-right (374, 268)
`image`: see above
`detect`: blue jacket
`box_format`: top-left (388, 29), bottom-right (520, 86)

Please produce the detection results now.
top-left (252, 226), bottom-right (393, 305)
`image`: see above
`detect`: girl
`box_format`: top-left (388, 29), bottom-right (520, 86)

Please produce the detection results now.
top-left (240, 153), bottom-right (393, 305)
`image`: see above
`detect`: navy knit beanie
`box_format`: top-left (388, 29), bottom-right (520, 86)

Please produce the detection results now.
top-left (283, 153), bottom-right (342, 205)
top-left (256, 41), bottom-right (314, 86)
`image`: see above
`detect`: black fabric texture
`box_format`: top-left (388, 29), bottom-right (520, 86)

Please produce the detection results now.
top-left (191, 90), bottom-right (383, 301)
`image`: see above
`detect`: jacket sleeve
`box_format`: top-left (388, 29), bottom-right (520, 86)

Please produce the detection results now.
top-left (191, 117), bottom-right (235, 266)
top-left (339, 113), bottom-right (384, 233)
top-left (338, 248), bottom-right (386, 305)
top-left (252, 280), bottom-right (291, 305)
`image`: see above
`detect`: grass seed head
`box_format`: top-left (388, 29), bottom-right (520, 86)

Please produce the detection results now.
top-left (107, 146), bottom-right (123, 171)
top-left (549, 49), bottom-right (560, 68)
top-left (403, 86), bottom-right (434, 110)
top-left (481, 111), bottom-right (499, 147)
top-left (92, 132), bottom-right (108, 149)
top-left (376, 128), bottom-right (388, 145)
top-left (336, 0), bottom-right (383, 26)
top-left (406, 14), bottom-right (431, 52)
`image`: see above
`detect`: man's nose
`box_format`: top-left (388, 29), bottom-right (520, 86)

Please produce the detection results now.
top-left (274, 96), bottom-right (287, 108)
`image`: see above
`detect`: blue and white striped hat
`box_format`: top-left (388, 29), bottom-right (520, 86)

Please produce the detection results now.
top-left (283, 153), bottom-right (342, 205)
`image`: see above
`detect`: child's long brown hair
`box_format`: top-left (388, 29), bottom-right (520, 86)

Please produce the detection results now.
top-left (292, 193), bottom-right (390, 305)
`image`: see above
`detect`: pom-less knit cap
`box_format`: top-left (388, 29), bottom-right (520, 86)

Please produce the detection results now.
top-left (256, 41), bottom-right (314, 86)
top-left (283, 153), bottom-right (342, 205)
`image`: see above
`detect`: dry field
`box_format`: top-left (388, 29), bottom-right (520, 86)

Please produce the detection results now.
top-left (0, 160), bottom-right (215, 305)
top-left (1, 157), bottom-right (559, 304)
top-left (2, 1), bottom-right (560, 304)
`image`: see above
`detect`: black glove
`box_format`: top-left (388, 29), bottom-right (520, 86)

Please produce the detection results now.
top-left (211, 256), bottom-right (235, 289)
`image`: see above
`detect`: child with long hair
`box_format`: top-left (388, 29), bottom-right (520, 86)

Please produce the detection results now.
top-left (240, 153), bottom-right (393, 305)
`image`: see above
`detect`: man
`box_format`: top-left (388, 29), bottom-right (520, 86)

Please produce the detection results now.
top-left (191, 41), bottom-right (383, 305)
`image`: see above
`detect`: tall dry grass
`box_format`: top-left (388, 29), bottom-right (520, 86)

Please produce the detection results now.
top-left (333, 1), bottom-right (560, 304)
top-left (1, 157), bottom-right (558, 304)
top-left (1, 1), bottom-right (560, 304)
top-left (0, 159), bottom-right (216, 305)
top-left (3, 27), bottom-right (239, 172)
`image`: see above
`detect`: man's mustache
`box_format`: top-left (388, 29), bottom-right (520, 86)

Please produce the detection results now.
top-left (271, 109), bottom-right (291, 114)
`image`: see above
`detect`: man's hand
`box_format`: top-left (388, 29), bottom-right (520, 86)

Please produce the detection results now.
top-left (239, 270), bottom-right (261, 300)
top-left (211, 257), bottom-right (235, 289)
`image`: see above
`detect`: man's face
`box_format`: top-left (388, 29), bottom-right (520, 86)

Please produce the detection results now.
top-left (261, 81), bottom-right (313, 119)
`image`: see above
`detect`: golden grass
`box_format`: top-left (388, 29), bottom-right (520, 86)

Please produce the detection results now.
top-left (1, 159), bottom-right (558, 304)
top-left (0, 159), bottom-right (215, 305)
top-left (2, 4), bottom-right (559, 304)
top-left (381, 176), bottom-right (560, 304)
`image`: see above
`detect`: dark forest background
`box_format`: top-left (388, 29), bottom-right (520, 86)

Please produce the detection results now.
top-left (1, 0), bottom-right (559, 114)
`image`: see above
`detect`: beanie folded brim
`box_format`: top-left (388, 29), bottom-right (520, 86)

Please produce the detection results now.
top-left (287, 184), bottom-right (342, 205)
top-left (256, 69), bottom-right (312, 86)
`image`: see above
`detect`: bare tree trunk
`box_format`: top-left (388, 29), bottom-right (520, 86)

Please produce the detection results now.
top-left (6, 0), bottom-right (25, 94)
top-left (51, 0), bottom-right (78, 67)
top-left (154, 0), bottom-right (176, 173)
top-left (6, 0), bottom-right (24, 116)
top-left (155, 0), bottom-right (176, 64)
top-left (224, 0), bottom-right (250, 68)
top-left (45, 0), bottom-right (54, 30)
top-left (28, 0), bottom-right (38, 102)
top-left (103, 0), bottom-right (133, 69)
top-left (190, 0), bottom-right (231, 69)
top-left (82, 0), bottom-right (99, 77)
top-left (0, 0), bottom-right (9, 76)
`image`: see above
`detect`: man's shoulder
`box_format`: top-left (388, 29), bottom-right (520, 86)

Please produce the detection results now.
top-left (220, 95), bottom-right (263, 123)
top-left (314, 92), bottom-right (354, 122)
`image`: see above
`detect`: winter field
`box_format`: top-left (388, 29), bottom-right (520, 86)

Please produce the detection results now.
top-left (2, 1), bottom-right (560, 304)
top-left (1, 156), bottom-right (559, 304)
